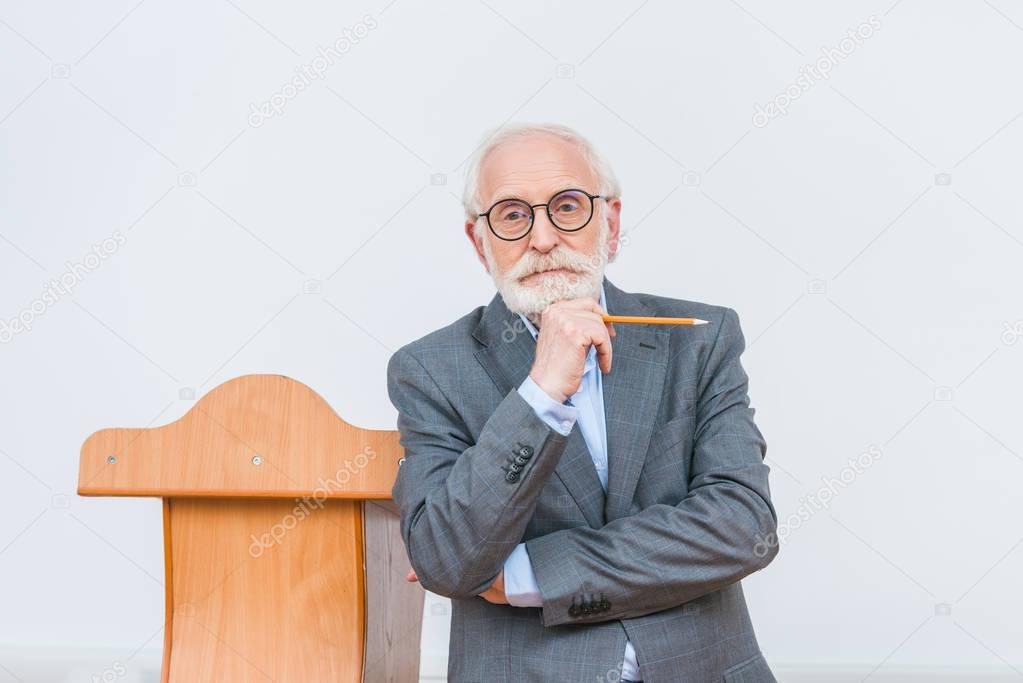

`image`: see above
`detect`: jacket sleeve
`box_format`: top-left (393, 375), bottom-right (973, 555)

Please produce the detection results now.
top-left (387, 346), bottom-right (572, 599)
top-left (524, 307), bottom-right (780, 627)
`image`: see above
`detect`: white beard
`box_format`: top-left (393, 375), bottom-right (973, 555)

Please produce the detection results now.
top-left (480, 210), bottom-right (611, 327)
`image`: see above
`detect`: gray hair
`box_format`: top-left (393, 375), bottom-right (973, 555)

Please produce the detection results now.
top-left (461, 122), bottom-right (621, 227)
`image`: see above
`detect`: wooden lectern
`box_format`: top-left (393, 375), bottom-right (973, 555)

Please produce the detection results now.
top-left (77, 374), bottom-right (424, 682)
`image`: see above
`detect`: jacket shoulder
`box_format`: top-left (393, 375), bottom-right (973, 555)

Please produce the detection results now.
top-left (388, 304), bottom-right (486, 370)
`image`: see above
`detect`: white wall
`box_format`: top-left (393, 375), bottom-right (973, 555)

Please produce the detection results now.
top-left (1, 1), bottom-right (1022, 680)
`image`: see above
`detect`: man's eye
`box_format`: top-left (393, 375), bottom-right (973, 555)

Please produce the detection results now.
top-left (500, 211), bottom-right (528, 223)
top-left (555, 202), bottom-right (580, 212)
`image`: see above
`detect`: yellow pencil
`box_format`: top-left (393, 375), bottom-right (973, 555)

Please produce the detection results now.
top-left (602, 315), bottom-right (709, 325)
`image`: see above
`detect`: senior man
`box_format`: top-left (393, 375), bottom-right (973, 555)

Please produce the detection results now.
top-left (387, 122), bottom-right (779, 682)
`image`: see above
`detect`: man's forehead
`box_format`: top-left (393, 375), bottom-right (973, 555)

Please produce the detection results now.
top-left (479, 135), bottom-right (598, 202)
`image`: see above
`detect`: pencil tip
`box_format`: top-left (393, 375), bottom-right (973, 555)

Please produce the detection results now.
top-left (694, 319), bottom-right (709, 325)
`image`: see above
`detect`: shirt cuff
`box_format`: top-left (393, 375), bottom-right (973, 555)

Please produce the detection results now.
top-left (503, 543), bottom-right (543, 607)
top-left (517, 375), bottom-right (579, 436)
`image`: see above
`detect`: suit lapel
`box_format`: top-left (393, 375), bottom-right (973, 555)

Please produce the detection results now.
top-left (600, 279), bottom-right (669, 522)
top-left (472, 282), bottom-right (606, 529)
top-left (471, 276), bottom-right (668, 528)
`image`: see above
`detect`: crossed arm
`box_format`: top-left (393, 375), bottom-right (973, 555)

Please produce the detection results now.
top-left (387, 307), bottom-right (779, 624)
top-left (388, 346), bottom-right (572, 599)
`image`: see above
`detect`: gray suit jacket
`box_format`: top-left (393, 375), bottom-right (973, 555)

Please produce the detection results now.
top-left (387, 276), bottom-right (780, 683)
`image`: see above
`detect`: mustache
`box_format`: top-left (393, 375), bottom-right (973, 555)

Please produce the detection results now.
top-left (511, 250), bottom-right (593, 279)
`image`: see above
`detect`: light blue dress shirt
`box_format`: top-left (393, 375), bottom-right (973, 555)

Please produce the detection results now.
top-left (506, 283), bottom-right (641, 681)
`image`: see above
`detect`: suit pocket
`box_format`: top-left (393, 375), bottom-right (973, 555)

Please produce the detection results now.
top-left (722, 651), bottom-right (776, 683)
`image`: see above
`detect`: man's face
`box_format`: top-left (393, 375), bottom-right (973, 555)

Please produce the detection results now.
top-left (465, 133), bottom-right (622, 324)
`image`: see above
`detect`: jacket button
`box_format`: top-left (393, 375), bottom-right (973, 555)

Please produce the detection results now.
top-left (505, 471), bottom-right (520, 483)
top-left (514, 455), bottom-right (528, 466)
top-left (517, 445), bottom-right (534, 458)
top-left (509, 463), bottom-right (523, 473)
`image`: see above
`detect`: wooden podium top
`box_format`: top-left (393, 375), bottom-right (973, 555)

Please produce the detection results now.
top-left (77, 374), bottom-right (403, 499)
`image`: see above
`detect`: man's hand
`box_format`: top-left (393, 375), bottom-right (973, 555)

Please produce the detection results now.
top-left (406, 568), bottom-right (509, 604)
top-left (530, 298), bottom-right (616, 403)
top-left (477, 570), bottom-right (508, 604)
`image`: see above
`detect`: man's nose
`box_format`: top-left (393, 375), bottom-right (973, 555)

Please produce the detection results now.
top-left (527, 209), bottom-right (561, 251)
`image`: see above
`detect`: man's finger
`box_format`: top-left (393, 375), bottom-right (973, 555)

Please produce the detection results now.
top-left (406, 568), bottom-right (418, 582)
top-left (583, 299), bottom-right (616, 339)
top-left (593, 326), bottom-right (613, 374)
top-left (564, 301), bottom-right (614, 374)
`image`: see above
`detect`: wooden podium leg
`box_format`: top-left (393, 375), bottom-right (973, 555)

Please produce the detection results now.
top-left (362, 501), bottom-right (425, 683)
top-left (163, 498), bottom-right (366, 682)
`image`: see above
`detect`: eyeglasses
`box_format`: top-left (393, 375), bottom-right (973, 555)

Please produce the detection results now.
top-left (478, 188), bottom-right (606, 241)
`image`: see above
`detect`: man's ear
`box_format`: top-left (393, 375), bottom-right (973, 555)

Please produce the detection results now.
top-left (605, 198), bottom-right (623, 261)
top-left (465, 220), bottom-right (489, 271)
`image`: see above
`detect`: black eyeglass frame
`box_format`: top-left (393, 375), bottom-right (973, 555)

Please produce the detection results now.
top-left (477, 188), bottom-right (607, 241)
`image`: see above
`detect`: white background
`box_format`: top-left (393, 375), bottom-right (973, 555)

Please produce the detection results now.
top-left (1, 1), bottom-right (1022, 681)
